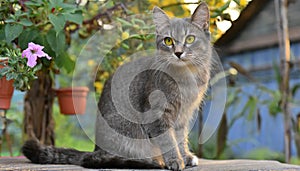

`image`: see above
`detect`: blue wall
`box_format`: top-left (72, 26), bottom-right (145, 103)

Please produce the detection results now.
top-left (219, 42), bottom-right (300, 157)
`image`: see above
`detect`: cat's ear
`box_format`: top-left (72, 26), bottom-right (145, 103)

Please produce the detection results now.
top-left (191, 3), bottom-right (210, 30)
top-left (153, 6), bottom-right (170, 32)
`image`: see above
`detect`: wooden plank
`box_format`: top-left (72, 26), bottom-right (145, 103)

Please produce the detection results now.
top-left (0, 157), bottom-right (300, 171)
top-left (224, 26), bottom-right (300, 55)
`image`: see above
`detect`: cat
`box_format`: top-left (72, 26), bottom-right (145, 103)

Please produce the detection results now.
top-left (22, 2), bottom-right (211, 171)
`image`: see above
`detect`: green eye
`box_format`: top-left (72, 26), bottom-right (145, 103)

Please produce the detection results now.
top-left (164, 37), bottom-right (173, 46)
top-left (185, 35), bottom-right (195, 44)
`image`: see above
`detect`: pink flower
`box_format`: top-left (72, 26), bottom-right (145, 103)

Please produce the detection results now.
top-left (22, 42), bottom-right (51, 68)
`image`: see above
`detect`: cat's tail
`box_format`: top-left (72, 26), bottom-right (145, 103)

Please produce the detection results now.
top-left (22, 139), bottom-right (164, 169)
top-left (22, 139), bottom-right (87, 165)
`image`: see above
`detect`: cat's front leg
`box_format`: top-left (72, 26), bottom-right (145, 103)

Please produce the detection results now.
top-left (177, 141), bottom-right (199, 167)
top-left (176, 126), bottom-right (199, 167)
top-left (146, 125), bottom-right (185, 171)
top-left (154, 129), bottom-right (185, 171)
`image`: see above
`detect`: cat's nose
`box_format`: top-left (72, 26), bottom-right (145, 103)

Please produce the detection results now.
top-left (175, 52), bottom-right (183, 58)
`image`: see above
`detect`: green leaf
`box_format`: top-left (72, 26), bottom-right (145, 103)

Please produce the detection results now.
top-left (245, 96), bottom-right (258, 121)
top-left (132, 18), bottom-right (146, 26)
top-left (19, 18), bottom-right (33, 26)
top-left (267, 91), bottom-right (282, 116)
top-left (145, 34), bottom-right (155, 40)
top-left (49, 0), bottom-right (64, 7)
top-left (4, 19), bottom-right (16, 23)
top-left (268, 100), bottom-right (281, 116)
top-left (32, 63), bottom-right (42, 73)
top-left (226, 88), bottom-right (241, 107)
top-left (292, 84), bottom-right (300, 97)
top-left (33, 34), bottom-right (55, 60)
top-left (46, 29), bottom-right (66, 54)
top-left (5, 72), bottom-right (16, 80)
top-left (233, 0), bottom-right (240, 5)
top-left (136, 43), bottom-right (143, 50)
top-left (219, 1), bottom-right (231, 12)
top-left (63, 11), bottom-right (83, 25)
top-left (0, 67), bottom-right (10, 77)
top-left (60, 3), bottom-right (78, 13)
top-left (272, 62), bottom-right (282, 87)
top-left (121, 43), bottom-right (129, 50)
top-left (46, 29), bottom-right (56, 50)
top-left (0, 29), bottom-right (5, 42)
top-left (18, 28), bottom-right (39, 49)
top-left (116, 18), bottom-right (133, 26)
top-left (49, 14), bottom-right (66, 34)
top-left (5, 23), bottom-right (23, 43)
top-left (24, 1), bottom-right (43, 6)
top-left (258, 85), bottom-right (275, 95)
top-left (129, 34), bottom-right (144, 40)
top-left (55, 51), bottom-right (75, 73)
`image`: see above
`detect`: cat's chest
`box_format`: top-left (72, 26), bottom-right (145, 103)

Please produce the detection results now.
top-left (177, 74), bottom-right (203, 98)
top-left (174, 74), bottom-right (208, 124)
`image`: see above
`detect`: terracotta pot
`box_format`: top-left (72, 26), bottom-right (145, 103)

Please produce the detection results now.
top-left (0, 58), bottom-right (14, 110)
top-left (55, 87), bottom-right (89, 115)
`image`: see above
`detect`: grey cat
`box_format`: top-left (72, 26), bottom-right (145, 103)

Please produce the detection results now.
top-left (22, 3), bottom-right (211, 171)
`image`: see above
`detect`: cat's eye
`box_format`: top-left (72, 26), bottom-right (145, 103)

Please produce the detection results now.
top-left (185, 35), bottom-right (195, 44)
top-left (164, 37), bottom-right (173, 46)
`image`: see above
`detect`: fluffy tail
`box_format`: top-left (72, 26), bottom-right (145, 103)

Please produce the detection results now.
top-left (22, 139), bottom-right (86, 165)
top-left (22, 139), bottom-right (163, 169)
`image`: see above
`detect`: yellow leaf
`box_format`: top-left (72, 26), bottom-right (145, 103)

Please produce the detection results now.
top-left (115, 39), bottom-right (121, 46)
top-left (165, 11), bottom-right (174, 17)
top-left (94, 82), bottom-right (103, 92)
top-left (103, 71), bottom-right (109, 78)
top-left (240, 0), bottom-right (247, 6)
top-left (122, 32), bottom-right (130, 40)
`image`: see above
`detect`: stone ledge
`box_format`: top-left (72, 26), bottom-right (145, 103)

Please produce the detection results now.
top-left (0, 157), bottom-right (299, 171)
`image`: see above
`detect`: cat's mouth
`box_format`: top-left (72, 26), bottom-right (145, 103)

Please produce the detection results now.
top-left (170, 58), bottom-right (190, 68)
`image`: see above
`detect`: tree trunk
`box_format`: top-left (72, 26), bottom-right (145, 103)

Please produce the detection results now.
top-left (23, 69), bottom-right (55, 145)
top-left (275, 0), bottom-right (291, 163)
top-left (216, 113), bottom-right (228, 159)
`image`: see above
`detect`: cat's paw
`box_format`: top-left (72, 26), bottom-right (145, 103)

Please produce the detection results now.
top-left (165, 158), bottom-right (185, 171)
top-left (184, 154), bottom-right (199, 167)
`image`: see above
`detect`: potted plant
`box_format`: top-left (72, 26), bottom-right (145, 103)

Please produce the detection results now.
top-left (55, 86), bottom-right (89, 115)
top-left (0, 43), bottom-right (51, 90)
top-left (0, 42), bottom-right (50, 109)
top-left (0, 43), bottom-right (90, 115)
top-left (0, 57), bottom-right (14, 110)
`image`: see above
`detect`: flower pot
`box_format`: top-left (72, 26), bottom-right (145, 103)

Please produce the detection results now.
top-left (55, 87), bottom-right (89, 115)
top-left (0, 58), bottom-right (14, 110)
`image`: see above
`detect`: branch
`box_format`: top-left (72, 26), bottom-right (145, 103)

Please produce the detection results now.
top-left (66, 3), bottom-right (128, 35)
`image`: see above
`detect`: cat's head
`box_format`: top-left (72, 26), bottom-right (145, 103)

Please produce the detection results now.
top-left (153, 3), bottom-right (211, 69)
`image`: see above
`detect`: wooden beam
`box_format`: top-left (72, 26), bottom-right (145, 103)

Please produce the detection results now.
top-left (275, 0), bottom-right (292, 164)
top-left (215, 0), bottom-right (271, 47)
top-left (224, 26), bottom-right (300, 54)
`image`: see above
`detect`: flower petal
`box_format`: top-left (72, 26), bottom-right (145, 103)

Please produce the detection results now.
top-left (35, 50), bottom-right (48, 58)
top-left (26, 55), bottom-right (38, 68)
top-left (45, 54), bottom-right (52, 60)
top-left (29, 42), bottom-right (44, 51)
top-left (22, 49), bottom-right (32, 58)
top-left (22, 42), bottom-right (51, 67)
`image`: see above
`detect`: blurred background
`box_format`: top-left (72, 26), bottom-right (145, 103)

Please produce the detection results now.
top-left (0, 0), bottom-right (299, 165)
